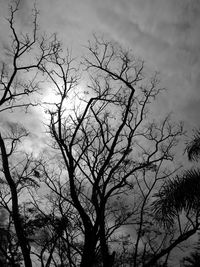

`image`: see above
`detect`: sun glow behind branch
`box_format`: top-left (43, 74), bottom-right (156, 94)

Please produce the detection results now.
top-left (41, 79), bottom-right (90, 122)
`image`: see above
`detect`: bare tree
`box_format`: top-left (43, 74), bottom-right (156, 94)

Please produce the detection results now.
top-left (42, 35), bottom-right (184, 267)
top-left (0, 1), bottom-right (60, 266)
top-left (0, 2), bottom-right (197, 267)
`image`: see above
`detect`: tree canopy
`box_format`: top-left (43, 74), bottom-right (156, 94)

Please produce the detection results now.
top-left (0, 1), bottom-right (199, 267)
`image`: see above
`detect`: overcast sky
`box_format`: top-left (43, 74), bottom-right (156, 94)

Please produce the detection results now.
top-left (0, 0), bottom-right (200, 148)
top-left (0, 1), bottom-right (199, 263)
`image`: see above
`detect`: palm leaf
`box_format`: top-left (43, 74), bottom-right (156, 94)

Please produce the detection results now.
top-left (152, 168), bottom-right (200, 227)
top-left (186, 130), bottom-right (200, 162)
top-left (183, 251), bottom-right (200, 267)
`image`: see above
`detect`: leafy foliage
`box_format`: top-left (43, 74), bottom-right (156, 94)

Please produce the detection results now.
top-left (153, 169), bottom-right (200, 227)
top-left (186, 129), bottom-right (200, 161)
top-left (183, 251), bottom-right (200, 267)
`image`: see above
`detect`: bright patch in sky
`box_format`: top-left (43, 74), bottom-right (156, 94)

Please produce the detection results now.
top-left (1, 0), bottom-right (200, 131)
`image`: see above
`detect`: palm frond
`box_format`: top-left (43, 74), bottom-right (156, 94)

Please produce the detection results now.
top-left (186, 130), bottom-right (200, 161)
top-left (152, 168), bottom-right (200, 227)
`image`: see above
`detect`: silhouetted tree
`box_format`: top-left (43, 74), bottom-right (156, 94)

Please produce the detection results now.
top-left (0, 1), bottom-right (61, 266)
top-left (152, 129), bottom-right (200, 267)
top-left (42, 34), bottom-right (184, 267)
top-left (0, 2), bottom-right (198, 267)
top-left (186, 129), bottom-right (200, 162)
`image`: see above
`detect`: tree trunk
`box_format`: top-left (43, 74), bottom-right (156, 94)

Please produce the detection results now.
top-left (98, 209), bottom-right (115, 267)
top-left (0, 134), bottom-right (32, 267)
top-left (100, 225), bottom-right (114, 267)
top-left (80, 232), bottom-right (97, 267)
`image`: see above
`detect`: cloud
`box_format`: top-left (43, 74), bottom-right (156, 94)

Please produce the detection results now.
top-left (90, 0), bottom-right (200, 126)
top-left (183, 98), bottom-right (200, 128)
top-left (37, 0), bottom-right (103, 56)
top-left (92, 0), bottom-right (200, 66)
top-left (1, 0), bottom-right (199, 131)
top-left (30, 0), bottom-right (200, 129)
top-left (0, 0), bottom-right (32, 27)
top-left (14, 0), bottom-right (32, 27)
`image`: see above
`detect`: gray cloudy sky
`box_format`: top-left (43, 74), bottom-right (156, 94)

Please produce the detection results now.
top-left (0, 0), bottom-right (200, 136)
top-left (0, 1), bottom-right (199, 263)
top-left (39, 0), bottom-right (200, 129)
